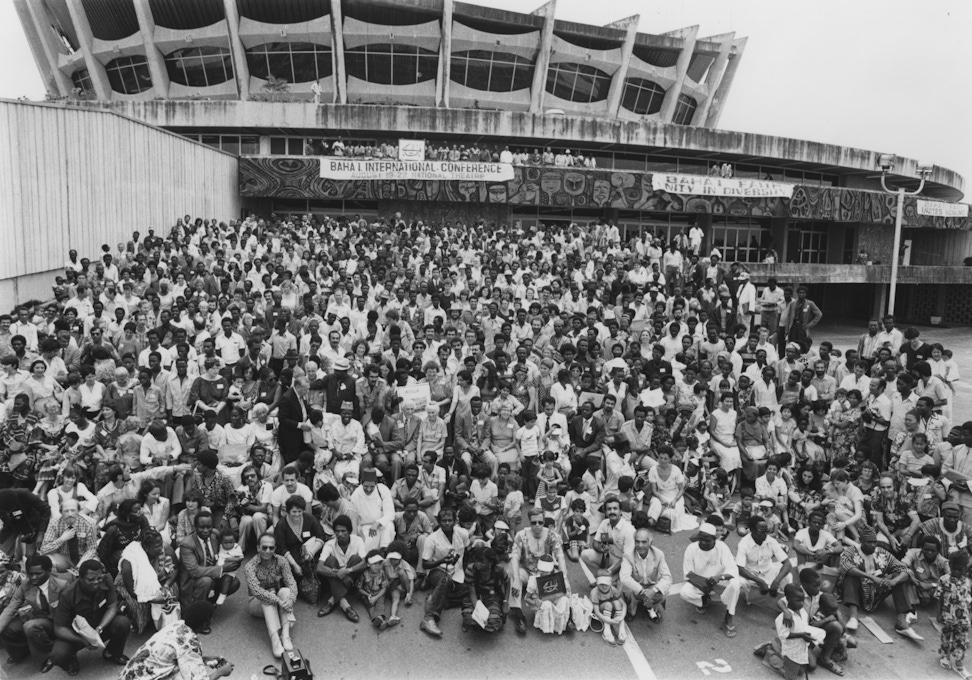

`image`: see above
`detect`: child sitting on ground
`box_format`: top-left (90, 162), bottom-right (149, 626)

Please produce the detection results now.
top-left (705, 468), bottom-right (734, 519)
top-left (730, 488), bottom-right (757, 537)
top-left (215, 529), bottom-right (244, 605)
top-left (358, 550), bottom-right (392, 630)
top-left (502, 473), bottom-right (524, 534)
top-left (820, 482), bottom-right (854, 541)
top-left (591, 569), bottom-right (627, 646)
top-left (563, 499), bottom-right (590, 562)
top-left (383, 540), bottom-right (415, 626)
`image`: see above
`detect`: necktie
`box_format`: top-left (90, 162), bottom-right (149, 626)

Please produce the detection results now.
top-left (38, 588), bottom-right (49, 612)
top-left (203, 539), bottom-right (214, 566)
top-left (67, 528), bottom-right (80, 564)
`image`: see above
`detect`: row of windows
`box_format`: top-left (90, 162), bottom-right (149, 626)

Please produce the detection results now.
top-left (545, 62), bottom-right (611, 103)
top-left (165, 46), bottom-right (234, 88)
top-left (344, 44), bottom-right (437, 86)
top-left (246, 42), bottom-right (332, 83)
top-left (450, 50), bottom-right (534, 92)
top-left (181, 134), bottom-right (260, 155)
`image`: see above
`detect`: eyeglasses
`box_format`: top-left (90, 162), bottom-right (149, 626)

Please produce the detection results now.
top-left (530, 521), bottom-right (545, 526)
top-left (259, 545), bottom-right (275, 551)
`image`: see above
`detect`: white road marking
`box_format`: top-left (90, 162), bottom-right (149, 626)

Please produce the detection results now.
top-left (621, 622), bottom-right (659, 680)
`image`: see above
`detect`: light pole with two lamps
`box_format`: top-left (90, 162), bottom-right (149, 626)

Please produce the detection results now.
top-left (877, 154), bottom-right (934, 315)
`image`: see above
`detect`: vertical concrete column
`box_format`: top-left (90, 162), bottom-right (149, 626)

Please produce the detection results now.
top-left (329, 0), bottom-right (347, 104)
top-left (872, 283), bottom-right (888, 320)
top-left (222, 0), bottom-right (250, 99)
top-left (529, 0), bottom-right (557, 114)
top-left (16, 0), bottom-right (73, 96)
top-left (132, 0), bottom-right (170, 98)
top-left (705, 37), bottom-right (747, 129)
top-left (603, 15), bottom-right (639, 118)
top-left (658, 25), bottom-right (697, 123)
top-left (438, 0), bottom-right (454, 107)
top-left (694, 32), bottom-right (734, 126)
top-left (64, 0), bottom-right (112, 100)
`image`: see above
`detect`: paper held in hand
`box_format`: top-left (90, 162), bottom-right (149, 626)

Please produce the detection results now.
top-left (472, 600), bottom-right (490, 629)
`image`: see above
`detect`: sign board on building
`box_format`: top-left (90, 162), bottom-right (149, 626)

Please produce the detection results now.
top-left (399, 139), bottom-right (426, 162)
top-left (917, 199), bottom-right (970, 218)
top-left (320, 158), bottom-right (514, 181)
top-left (651, 173), bottom-right (795, 198)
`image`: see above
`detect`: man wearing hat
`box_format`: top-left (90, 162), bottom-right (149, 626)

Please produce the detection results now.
top-left (313, 356), bottom-right (357, 419)
top-left (680, 522), bottom-right (741, 638)
top-left (350, 469), bottom-right (394, 552)
top-left (911, 500), bottom-right (972, 556)
top-left (837, 523), bottom-right (921, 639)
top-left (330, 401), bottom-right (368, 483)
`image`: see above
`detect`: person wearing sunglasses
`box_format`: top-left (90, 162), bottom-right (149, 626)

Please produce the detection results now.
top-left (235, 465), bottom-right (272, 553)
top-left (508, 508), bottom-right (568, 634)
top-left (244, 532), bottom-right (298, 659)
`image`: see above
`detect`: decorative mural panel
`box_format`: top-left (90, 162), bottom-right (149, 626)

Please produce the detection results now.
top-left (239, 158), bottom-right (970, 229)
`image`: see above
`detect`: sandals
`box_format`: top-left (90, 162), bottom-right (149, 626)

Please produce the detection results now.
top-left (723, 623), bottom-right (737, 638)
top-left (387, 616), bottom-right (401, 627)
top-left (317, 600), bottom-right (335, 617)
top-left (818, 658), bottom-right (845, 677)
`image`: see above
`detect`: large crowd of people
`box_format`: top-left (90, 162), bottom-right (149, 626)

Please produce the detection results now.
top-left (0, 212), bottom-right (967, 678)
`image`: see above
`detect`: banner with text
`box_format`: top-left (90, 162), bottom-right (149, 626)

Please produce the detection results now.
top-left (917, 199), bottom-right (969, 218)
top-left (320, 158), bottom-right (514, 181)
top-left (652, 172), bottom-right (795, 198)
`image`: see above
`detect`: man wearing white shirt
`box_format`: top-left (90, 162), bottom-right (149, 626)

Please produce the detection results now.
top-left (139, 422), bottom-right (182, 468)
top-left (620, 529), bottom-right (672, 620)
top-left (680, 522), bottom-right (741, 637)
top-left (875, 315), bottom-right (904, 357)
top-left (10, 308), bottom-right (39, 352)
top-left (581, 497), bottom-right (635, 578)
top-left (735, 516), bottom-right (792, 604)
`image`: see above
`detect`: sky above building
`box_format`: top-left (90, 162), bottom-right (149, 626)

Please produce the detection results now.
top-left (0, 0), bottom-right (969, 196)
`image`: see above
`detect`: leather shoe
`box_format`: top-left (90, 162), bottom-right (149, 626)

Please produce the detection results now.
top-left (40, 658), bottom-right (55, 673)
top-left (514, 614), bottom-right (527, 635)
top-left (67, 659), bottom-right (80, 676)
top-left (420, 618), bottom-right (443, 637)
top-left (103, 651), bottom-right (131, 666)
top-left (7, 655), bottom-right (22, 665)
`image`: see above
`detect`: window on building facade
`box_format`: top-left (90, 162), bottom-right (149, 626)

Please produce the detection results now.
top-left (797, 222), bottom-right (829, 264)
top-left (246, 42), bottom-right (332, 83)
top-left (105, 55), bottom-right (152, 94)
top-left (344, 43), bottom-right (438, 86)
top-left (711, 217), bottom-right (771, 264)
top-left (672, 94), bottom-right (697, 125)
top-left (165, 46), bottom-right (234, 87)
top-left (450, 50), bottom-right (534, 92)
top-left (621, 78), bottom-right (666, 115)
top-left (545, 62), bottom-right (611, 103)
top-left (70, 68), bottom-right (92, 94)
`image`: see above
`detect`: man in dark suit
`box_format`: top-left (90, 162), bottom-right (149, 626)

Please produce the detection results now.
top-left (568, 401), bottom-right (605, 481)
top-left (177, 511), bottom-right (241, 615)
top-left (0, 554), bottom-right (72, 668)
top-left (277, 375), bottom-right (311, 466)
top-left (0, 488), bottom-right (51, 558)
top-left (454, 396), bottom-right (497, 477)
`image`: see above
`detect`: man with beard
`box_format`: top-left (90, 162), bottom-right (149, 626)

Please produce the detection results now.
top-left (39, 499), bottom-right (99, 572)
top-left (581, 496), bottom-right (635, 580)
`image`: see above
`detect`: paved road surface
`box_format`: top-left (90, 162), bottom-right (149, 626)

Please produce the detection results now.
top-left (6, 320), bottom-right (971, 680)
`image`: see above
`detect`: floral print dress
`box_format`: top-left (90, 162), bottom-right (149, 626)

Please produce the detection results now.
top-left (935, 573), bottom-right (972, 666)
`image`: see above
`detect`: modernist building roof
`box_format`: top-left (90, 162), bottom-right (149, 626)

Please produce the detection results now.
top-left (14, 0), bottom-right (745, 127)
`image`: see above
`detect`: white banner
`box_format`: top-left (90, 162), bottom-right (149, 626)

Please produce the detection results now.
top-left (651, 172), bottom-right (795, 198)
top-left (917, 199), bottom-right (969, 218)
top-left (320, 158), bottom-right (514, 181)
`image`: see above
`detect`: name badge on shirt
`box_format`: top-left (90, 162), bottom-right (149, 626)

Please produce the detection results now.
top-left (302, 531), bottom-right (310, 538)
top-left (12, 511), bottom-right (22, 518)
top-left (98, 599), bottom-right (107, 609)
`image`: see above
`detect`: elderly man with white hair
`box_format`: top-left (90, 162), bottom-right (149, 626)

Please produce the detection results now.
top-left (619, 528), bottom-right (672, 621)
top-left (680, 522), bottom-right (741, 638)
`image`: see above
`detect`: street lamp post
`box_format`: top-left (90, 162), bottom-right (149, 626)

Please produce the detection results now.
top-left (877, 154), bottom-right (932, 315)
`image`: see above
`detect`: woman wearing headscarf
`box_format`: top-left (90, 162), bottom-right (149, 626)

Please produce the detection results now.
top-left (116, 529), bottom-right (179, 634)
top-left (97, 498), bottom-right (151, 577)
top-left (121, 601), bottom-right (234, 680)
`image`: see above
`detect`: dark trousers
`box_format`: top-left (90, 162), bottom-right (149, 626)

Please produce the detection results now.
top-left (318, 554), bottom-right (363, 602)
top-left (180, 573), bottom-right (239, 609)
top-left (423, 568), bottom-right (466, 621)
top-left (1, 617), bottom-right (54, 661)
top-left (841, 574), bottom-right (917, 615)
top-left (51, 615), bottom-right (130, 669)
top-left (861, 427), bottom-right (888, 468)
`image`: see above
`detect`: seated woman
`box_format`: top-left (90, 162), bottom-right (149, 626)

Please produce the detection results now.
top-left (121, 601), bottom-right (233, 680)
top-left (138, 480), bottom-right (171, 544)
top-left (646, 446), bottom-right (697, 533)
top-left (245, 532), bottom-right (298, 659)
top-left (273, 496), bottom-right (325, 591)
top-left (116, 530), bottom-right (179, 635)
top-left (97, 498), bottom-right (151, 578)
top-left (46, 465), bottom-right (97, 520)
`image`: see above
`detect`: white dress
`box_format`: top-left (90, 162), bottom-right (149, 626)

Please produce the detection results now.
top-left (710, 409), bottom-right (741, 473)
top-left (646, 465), bottom-right (699, 533)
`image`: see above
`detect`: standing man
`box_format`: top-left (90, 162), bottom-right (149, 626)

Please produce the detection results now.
top-left (785, 286), bottom-right (822, 347)
top-left (758, 278), bottom-right (785, 343)
top-left (861, 377), bottom-right (892, 468)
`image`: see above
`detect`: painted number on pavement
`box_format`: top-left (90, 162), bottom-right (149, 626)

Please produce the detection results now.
top-left (696, 660), bottom-right (732, 676)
